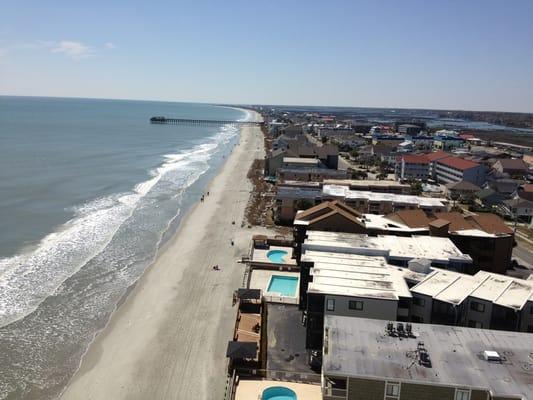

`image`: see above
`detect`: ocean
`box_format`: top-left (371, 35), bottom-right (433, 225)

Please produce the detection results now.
top-left (0, 96), bottom-right (249, 399)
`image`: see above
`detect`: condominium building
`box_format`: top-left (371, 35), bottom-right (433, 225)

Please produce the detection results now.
top-left (322, 316), bottom-right (533, 400)
top-left (434, 156), bottom-right (486, 186)
top-left (396, 154), bottom-right (429, 181)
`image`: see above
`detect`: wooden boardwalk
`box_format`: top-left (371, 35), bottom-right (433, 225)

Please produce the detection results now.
top-left (150, 116), bottom-right (262, 127)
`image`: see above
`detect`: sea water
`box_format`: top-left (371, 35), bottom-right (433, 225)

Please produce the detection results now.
top-left (0, 96), bottom-right (249, 399)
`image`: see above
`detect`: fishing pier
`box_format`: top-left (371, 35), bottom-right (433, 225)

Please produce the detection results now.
top-left (150, 116), bottom-right (262, 127)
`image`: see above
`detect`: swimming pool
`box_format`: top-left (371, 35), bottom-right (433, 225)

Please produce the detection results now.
top-left (262, 386), bottom-right (297, 400)
top-left (267, 275), bottom-right (298, 297)
top-left (267, 249), bottom-right (288, 263)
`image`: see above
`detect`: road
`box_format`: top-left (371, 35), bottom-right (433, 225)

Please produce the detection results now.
top-left (513, 243), bottom-right (533, 269)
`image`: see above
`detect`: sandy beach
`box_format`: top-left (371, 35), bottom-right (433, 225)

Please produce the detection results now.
top-left (61, 118), bottom-right (266, 400)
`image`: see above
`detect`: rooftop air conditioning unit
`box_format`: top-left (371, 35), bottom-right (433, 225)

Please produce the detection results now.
top-left (483, 350), bottom-right (502, 362)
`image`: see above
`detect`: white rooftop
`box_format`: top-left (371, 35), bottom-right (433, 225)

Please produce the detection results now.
top-left (360, 214), bottom-right (428, 233)
top-left (322, 185), bottom-right (448, 208)
top-left (322, 179), bottom-right (410, 188)
top-left (282, 157), bottom-right (319, 165)
top-left (302, 250), bottom-right (411, 300)
top-left (303, 231), bottom-right (472, 264)
top-left (412, 269), bottom-right (533, 310)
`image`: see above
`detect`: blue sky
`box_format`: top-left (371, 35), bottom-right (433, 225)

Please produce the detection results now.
top-left (1, 0), bottom-right (533, 112)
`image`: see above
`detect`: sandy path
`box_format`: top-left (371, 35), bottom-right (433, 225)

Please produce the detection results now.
top-left (61, 120), bottom-right (266, 400)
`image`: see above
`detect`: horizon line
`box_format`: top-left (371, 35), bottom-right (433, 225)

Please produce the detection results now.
top-left (1, 93), bottom-right (532, 115)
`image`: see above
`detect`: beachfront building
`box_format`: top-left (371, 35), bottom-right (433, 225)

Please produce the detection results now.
top-left (322, 185), bottom-right (448, 214)
top-left (395, 154), bottom-right (429, 181)
top-left (275, 185), bottom-right (448, 224)
top-left (434, 156), bottom-right (486, 186)
top-left (322, 179), bottom-right (411, 194)
top-left (322, 316), bottom-right (533, 400)
top-left (293, 201), bottom-right (514, 275)
top-left (410, 269), bottom-right (533, 332)
top-left (301, 249), bottom-right (413, 349)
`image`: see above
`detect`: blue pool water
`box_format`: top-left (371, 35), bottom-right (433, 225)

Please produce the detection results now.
top-left (267, 249), bottom-right (288, 263)
top-left (262, 386), bottom-right (297, 400)
top-left (267, 276), bottom-right (298, 297)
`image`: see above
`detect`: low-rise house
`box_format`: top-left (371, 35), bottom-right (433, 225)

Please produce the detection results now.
top-left (445, 180), bottom-right (481, 201)
top-left (515, 183), bottom-right (533, 201)
top-left (493, 158), bottom-right (529, 178)
top-left (476, 188), bottom-right (508, 208)
top-left (433, 135), bottom-right (465, 151)
top-left (397, 124), bottom-right (422, 135)
top-left (502, 197), bottom-right (533, 223)
top-left (322, 316), bottom-right (533, 400)
top-left (488, 178), bottom-right (521, 197)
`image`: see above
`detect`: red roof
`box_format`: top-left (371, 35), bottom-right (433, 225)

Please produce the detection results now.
top-left (425, 150), bottom-right (450, 162)
top-left (437, 156), bottom-right (480, 171)
top-left (459, 134), bottom-right (475, 140)
top-left (402, 154), bottom-right (429, 164)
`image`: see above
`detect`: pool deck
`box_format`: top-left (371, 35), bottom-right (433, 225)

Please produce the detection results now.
top-left (251, 245), bottom-right (297, 268)
top-left (234, 379), bottom-right (321, 400)
top-left (249, 270), bottom-right (300, 304)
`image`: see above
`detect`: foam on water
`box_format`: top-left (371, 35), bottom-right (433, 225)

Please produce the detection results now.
top-left (0, 124), bottom-right (238, 328)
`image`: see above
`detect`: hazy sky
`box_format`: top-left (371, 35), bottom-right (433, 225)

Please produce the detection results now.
top-left (1, 0), bottom-right (533, 112)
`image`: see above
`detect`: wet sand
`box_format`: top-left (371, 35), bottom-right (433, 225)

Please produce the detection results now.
top-left (61, 119), bottom-right (265, 399)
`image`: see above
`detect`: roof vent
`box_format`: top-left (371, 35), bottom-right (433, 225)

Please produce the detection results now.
top-left (483, 350), bottom-right (502, 362)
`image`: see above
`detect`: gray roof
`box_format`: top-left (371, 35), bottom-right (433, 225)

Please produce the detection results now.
top-left (324, 315), bottom-right (533, 399)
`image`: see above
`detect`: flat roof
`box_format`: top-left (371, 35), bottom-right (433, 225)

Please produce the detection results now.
top-left (322, 179), bottom-right (410, 188)
top-left (324, 315), bottom-right (533, 399)
top-left (361, 214), bottom-right (428, 234)
top-left (412, 269), bottom-right (533, 310)
top-left (283, 157), bottom-right (319, 165)
top-left (322, 185), bottom-right (448, 207)
top-left (303, 231), bottom-right (471, 264)
top-left (302, 250), bottom-right (411, 300)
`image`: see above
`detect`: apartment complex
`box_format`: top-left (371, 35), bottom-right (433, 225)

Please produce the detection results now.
top-left (276, 185), bottom-right (448, 223)
top-left (434, 156), bottom-right (486, 186)
top-left (322, 316), bottom-right (533, 400)
top-left (396, 154), bottom-right (429, 181)
top-left (410, 269), bottom-right (533, 332)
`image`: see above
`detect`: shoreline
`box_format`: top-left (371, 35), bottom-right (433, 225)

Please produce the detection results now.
top-left (60, 113), bottom-right (266, 399)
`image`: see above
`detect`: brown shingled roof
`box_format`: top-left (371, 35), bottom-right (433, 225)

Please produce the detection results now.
top-left (437, 156), bottom-right (480, 171)
top-left (295, 200), bottom-right (363, 227)
top-left (386, 209), bottom-right (432, 228)
top-left (466, 213), bottom-right (514, 235)
top-left (425, 150), bottom-right (451, 162)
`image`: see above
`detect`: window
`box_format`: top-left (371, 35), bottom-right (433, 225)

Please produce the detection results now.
top-left (413, 297), bottom-right (425, 307)
top-left (349, 300), bottom-right (364, 311)
top-left (385, 382), bottom-right (400, 397)
top-left (455, 389), bottom-right (470, 400)
top-left (326, 298), bottom-right (335, 312)
top-left (411, 315), bottom-right (423, 323)
top-left (470, 301), bottom-right (485, 313)
top-left (468, 320), bottom-right (483, 329)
